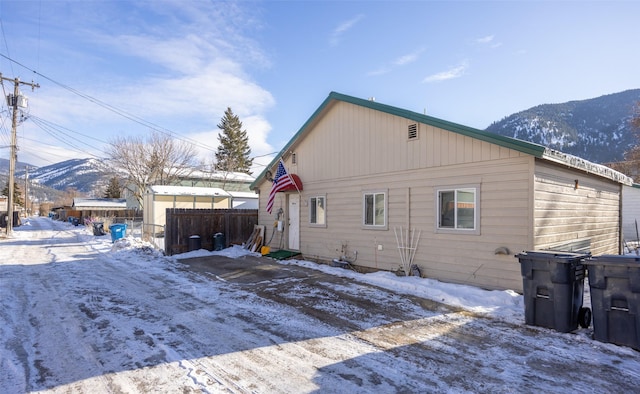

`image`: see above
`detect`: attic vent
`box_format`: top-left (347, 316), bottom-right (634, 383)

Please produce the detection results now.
top-left (408, 123), bottom-right (419, 140)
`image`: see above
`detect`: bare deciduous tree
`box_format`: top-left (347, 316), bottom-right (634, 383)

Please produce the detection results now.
top-left (107, 131), bottom-right (197, 208)
top-left (610, 102), bottom-right (640, 181)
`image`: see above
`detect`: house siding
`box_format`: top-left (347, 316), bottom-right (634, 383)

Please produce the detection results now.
top-left (533, 160), bottom-right (621, 255)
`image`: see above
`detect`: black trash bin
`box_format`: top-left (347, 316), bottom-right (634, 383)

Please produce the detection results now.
top-left (516, 251), bottom-right (591, 333)
top-left (92, 222), bottom-right (105, 236)
top-left (188, 235), bottom-right (202, 251)
top-left (213, 232), bottom-right (225, 251)
top-left (72, 217), bottom-right (80, 226)
top-left (584, 255), bottom-right (640, 350)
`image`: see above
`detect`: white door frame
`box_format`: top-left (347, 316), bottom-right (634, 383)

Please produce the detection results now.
top-left (287, 193), bottom-right (300, 250)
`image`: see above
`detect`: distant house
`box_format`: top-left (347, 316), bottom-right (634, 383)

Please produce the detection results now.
top-left (229, 191), bottom-right (259, 209)
top-left (71, 198), bottom-right (128, 219)
top-left (622, 184), bottom-right (640, 244)
top-left (174, 170), bottom-right (256, 192)
top-left (122, 170), bottom-right (256, 210)
top-left (250, 92), bottom-right (632, 292)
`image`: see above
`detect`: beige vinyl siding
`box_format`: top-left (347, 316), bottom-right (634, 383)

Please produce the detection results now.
top-left (533, 160), bottom-right (620, 255)
top-left (287, 157), bottom-right (532, 291)
top-left (292, 101), bottom-right (523, 181)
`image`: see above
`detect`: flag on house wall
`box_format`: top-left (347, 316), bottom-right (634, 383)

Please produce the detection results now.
top-left (266, 160), bottom-right (295, 213)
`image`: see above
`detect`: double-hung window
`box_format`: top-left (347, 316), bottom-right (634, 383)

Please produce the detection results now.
top-left (437, 186), bottom-right (479, 234)
top-left (309, 196), bottom-right (326, 226)
top-left (363, 191), bottom-right (387, 229)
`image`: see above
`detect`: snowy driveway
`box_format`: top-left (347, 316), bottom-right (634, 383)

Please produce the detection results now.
top-left (1, 217), bottom-right (639, 393)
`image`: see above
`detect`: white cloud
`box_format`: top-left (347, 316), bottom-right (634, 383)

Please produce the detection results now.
top-left (368, 48), bottom-right (424, 76)
top-left (476, 34), bottom-right (502, 49)
top-left (393, 48), bottom-right (425, 66)
top-left (330, 14), bottom-right (364, 46)
top-left (366, 67), bottom-right (391, 77)
top-left (476, 35), bottom-right (495, 44)
top-left (422, 61), bottom-right (469, 83)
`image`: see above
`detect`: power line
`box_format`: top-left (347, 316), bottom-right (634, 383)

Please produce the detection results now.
top-left (0, 52), bottom-right (220, 155)
top-left (0, 53), bottom-right (277, 170)
top-left (28, 117), bottom-right (105, 159)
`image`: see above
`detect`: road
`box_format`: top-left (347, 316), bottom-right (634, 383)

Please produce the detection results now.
top-left (1, 217), bottom-right (639, 393)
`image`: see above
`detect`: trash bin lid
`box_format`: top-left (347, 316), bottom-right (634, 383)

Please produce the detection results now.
top-left (190, 235), bottom-right (201, 239)
top-left (584, 255), bottom-right (640, 267)
top-left (516, 250), bottom-right (589, 260)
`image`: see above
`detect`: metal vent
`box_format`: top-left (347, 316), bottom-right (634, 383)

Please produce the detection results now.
top-left (408, 123), bottom-right (418, 139)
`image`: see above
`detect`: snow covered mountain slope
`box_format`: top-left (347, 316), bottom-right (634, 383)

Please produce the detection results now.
top-left (23, 158), bottom-right (116, 196)
top-left (485, 89), bottom-right (640, 163)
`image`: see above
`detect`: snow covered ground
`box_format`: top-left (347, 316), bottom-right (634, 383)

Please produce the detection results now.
top-left (1, 216), bottom-right (639, 393)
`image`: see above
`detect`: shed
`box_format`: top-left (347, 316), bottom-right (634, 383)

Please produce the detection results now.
top-left (250, 92), bottom-right (632, 291)
top-left (143, 185), bottom-right (232, 231)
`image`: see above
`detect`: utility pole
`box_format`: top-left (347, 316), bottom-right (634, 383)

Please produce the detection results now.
top-left (1, 74), bottom-right (39, 235)
top-left (24, 165), bottom-right (29, 216)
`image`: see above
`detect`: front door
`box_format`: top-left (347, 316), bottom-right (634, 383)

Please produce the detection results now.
top-left (288, 193), bottom-right (300, 250)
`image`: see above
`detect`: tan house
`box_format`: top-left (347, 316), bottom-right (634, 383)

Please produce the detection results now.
top-left (250, 92), bottom-right (633, 291)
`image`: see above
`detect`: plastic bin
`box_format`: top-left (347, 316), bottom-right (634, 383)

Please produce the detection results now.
top-left (516, 251), bottom-right (591, 333)
top-left (72, 217), bottom-right (80, 226)
top-left (92, 222), bottom-right (105, 236)
top-left (584, 255), bottom-right (640, 350)
top-left (189, 235), bottom-right (202, 251)
top-left (213, 232), bottom-right (225, 251)
top-left (109, 223), bottom-right (127, 243)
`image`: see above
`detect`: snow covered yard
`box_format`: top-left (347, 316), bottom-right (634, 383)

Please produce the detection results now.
top-left (1, 216), bottom-right (639, 393)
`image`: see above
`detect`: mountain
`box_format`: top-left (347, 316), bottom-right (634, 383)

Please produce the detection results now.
top-left (0, 158), bottom-right (36, 175)
top-left (20, 158), bottom-right (117, 197)
top-left (485, 89), bottom-right (640, 163)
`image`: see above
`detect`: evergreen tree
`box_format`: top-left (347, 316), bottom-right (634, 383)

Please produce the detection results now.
top-left (2, 181), bottom-right (23, 206)
top-left (214, 107), bottom-right (253, 174)
top-left (103, 177), bottom-right (122, 198)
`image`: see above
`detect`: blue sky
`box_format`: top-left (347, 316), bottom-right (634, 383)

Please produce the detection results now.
top-left (0, 1), bottom-right (638, 172)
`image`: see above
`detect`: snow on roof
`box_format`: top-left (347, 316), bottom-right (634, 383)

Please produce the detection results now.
top-left (147, 185), bottom-right (231, 197)
top-left (187, 170), bottom-right (255, 183)
top-left (72, 198), bottom-right (127, 209)
top-left (542, 149), bottom-right (634, 186)
top-left (228, 191), bottom-right (258, 199)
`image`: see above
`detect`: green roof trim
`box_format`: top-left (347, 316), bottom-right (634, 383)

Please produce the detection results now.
top-left (252, 91), bottom-right (556, 189)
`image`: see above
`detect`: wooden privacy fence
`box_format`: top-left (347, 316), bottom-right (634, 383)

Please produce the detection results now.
top-left (164, 208), bottom-right (258, 256)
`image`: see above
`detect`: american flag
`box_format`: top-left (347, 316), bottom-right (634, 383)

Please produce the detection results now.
top-left (266, 160), bottom-right (294, 213)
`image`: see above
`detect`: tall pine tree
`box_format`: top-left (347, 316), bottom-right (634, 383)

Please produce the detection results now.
top-left (103, 177), bottom-right (122, 198)
top-left (2, 181), bottom-right (23, 206)
top-left (215, 107), bottom-right (253, 174)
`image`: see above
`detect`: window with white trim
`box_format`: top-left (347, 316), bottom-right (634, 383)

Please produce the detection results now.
top-left (437, 186), bottom-right (479, 234)
top-left (363, 191), bottom-right (387, 228)
top-left (309, 196), bottom-right (326, 226)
